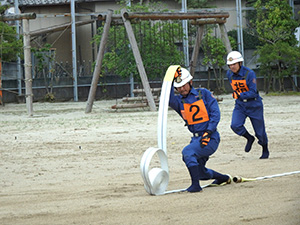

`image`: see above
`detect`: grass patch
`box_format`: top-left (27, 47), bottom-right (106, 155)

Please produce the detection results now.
top-left (266, 91), bottom-right (300, 96)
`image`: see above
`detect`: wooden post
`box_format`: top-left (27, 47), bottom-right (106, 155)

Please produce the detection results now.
top-left (219, 23), bottom-right (232, 53)
top-left (122, 12), bottom-right (230, 20)
top-left (121, 9), bottom-right (156, 111)
top-left (189, 25), bottom-right (204, 76)
top-left (85, 10), bottom-right (113, 113)
top-left (0, 13), bottom-right (36, 21)
top-left (98, 12), bottom-right (230, 21)
top-left (23, 19), bottom-right (33, 116)
top-left (190, 18), bottom-right (226, 25)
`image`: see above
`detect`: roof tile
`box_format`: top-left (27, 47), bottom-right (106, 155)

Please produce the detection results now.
top-left (15, 0), bottom-right (71, 6)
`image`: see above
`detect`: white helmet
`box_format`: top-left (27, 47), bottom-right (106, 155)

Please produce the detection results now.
top-left (174, 67), bottom-right (193, 88)
top-left (227, 51), bottom-right (244, 65)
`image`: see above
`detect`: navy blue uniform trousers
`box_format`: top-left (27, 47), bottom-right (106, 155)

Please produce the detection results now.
top-left (231, 99), bottom-right (268, 146)
top-left (182, 131), bottom-right (220, 180)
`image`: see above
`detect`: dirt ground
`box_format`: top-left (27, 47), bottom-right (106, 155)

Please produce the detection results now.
top-left (0, 93), bottom-right (300, 225)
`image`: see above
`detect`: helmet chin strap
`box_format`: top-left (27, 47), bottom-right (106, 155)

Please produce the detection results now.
top-left (181, 82), bottom-right (193, 97)
top-left (237, 62), bottom-right (242, 73)
top-left (231, 63), bottom-right (242, 75)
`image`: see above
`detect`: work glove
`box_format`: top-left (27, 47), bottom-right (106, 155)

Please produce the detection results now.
top-left (200, 130), bottom-right (212, 148)
top-left (232, 91), bottom-right (240, 99)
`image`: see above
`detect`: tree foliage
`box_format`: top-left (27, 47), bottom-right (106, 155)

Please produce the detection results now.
top-left (256, 42), bottom-right (300, 92)
top-left (254, 0), bottom-right (298, 45)
top-left (252, 0), bottom-right (300, 92)
top-left (175, 0), bottom-right (215, 9)
top-left (93, 1), bottom-right (185, 80)
top-left (0, 22), bottom-right (23, 62)
top-left (227, 28), bottom-right (262, 50)
top-left (201, 28), bottom-right (227, 93)
top-left (31, 43), bottom-right (56, 101)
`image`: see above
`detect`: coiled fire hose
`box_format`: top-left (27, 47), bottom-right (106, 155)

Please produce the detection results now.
top-left (140, 65), bottom-right (181, 195)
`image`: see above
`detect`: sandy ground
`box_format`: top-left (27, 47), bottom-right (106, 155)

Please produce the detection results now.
top-left (0, 93), bottom-right (300, 225)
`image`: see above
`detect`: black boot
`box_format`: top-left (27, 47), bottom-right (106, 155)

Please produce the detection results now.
top-left (260, 144), bottom-right (269, 159)
top-left (242, 131), bottom-right (255, 152)
top-left (211, 171), bottom-right (231, 185)
top-left (186, 166), bottom-right (202, 192)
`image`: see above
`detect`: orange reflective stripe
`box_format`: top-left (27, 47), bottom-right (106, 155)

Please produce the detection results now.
top-left (232, 91), bottom-right (239, 99)
top-left (231, 79), bottom-right (249, 95)
top-left (201, 132), bottom-right (210, 145)
top-left (182, 99), bottom-right (209, 125)
top-left (181, 110), bottom-right (187, 120)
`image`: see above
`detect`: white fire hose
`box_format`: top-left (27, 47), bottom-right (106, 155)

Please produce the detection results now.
top-left (140, 66), bottom-right (209, 195)
top-left (140, 65), bottom-right (184, 195)
top-left (233, 171), bottom-right (300, 183)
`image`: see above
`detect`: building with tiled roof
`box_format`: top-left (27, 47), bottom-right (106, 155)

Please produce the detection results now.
top-left (10, 0), bottom-right (118, 6)
top-left (18, 0), bottom-right (70, 6)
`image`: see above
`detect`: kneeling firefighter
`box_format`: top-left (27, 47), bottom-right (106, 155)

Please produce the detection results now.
top-left (169, 67), bottom-right (231, 192)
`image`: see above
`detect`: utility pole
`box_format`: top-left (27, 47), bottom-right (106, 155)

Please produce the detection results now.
top-left (236, 0), bottom-right (244, 60)
top-left (71, 0), bottom-right (78, 101)
top-left (182, 0), bottom-right (189, 68)
top-left (14, 1), bottom-right (22, 96)
top-left (289, 0), bottom-right (295, 18)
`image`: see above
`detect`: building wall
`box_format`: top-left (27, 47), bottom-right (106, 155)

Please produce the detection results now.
top-left (213, 0), bottom-right (245, 32)
top-left (22, 2), bottom-right (122, 64)
top-left (24, 5), bottom-right (72, 63)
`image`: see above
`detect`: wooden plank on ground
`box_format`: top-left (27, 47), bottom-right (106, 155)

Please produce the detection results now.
top-left (132, 88), bottom-right (161, 94)
top-left (122, 96), bottom-right (158, 102)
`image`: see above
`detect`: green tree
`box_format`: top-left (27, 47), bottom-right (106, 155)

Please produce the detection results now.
top-left (254, 0), bottom-right (298, 45)
top-left (175, 0), bottom-right (214, 9)
top-left (256, 42), bottom-right (300, 92)
top-left (0, 22), bottom-right (23, 62)
top-left (253, 0), bottom-right (300, 92)
top-left (93, 1), bottom-right (184, 81)
top-left (31, 44), bottom-right (56, 101)
top-left (228, 28), bottom-right (262, 50)
top-left (201, 28), bottom-right (227, 93)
